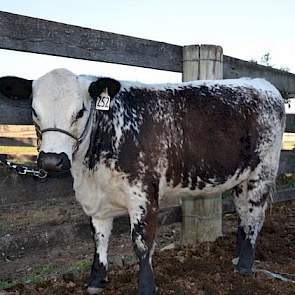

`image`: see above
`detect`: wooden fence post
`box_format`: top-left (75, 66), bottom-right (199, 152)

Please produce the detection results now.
top-left (181, 44), bottom-right (223, 244)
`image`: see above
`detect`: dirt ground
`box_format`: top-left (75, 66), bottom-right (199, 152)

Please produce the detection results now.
top-left (2, 201), bottom-right (295, 295)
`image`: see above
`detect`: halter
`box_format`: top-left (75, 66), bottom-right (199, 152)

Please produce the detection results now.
top-left (35, 101), bottom-right (95, 155)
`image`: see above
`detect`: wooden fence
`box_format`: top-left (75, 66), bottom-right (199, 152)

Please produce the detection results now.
top-left (0, 11), bottom-right (294, 244)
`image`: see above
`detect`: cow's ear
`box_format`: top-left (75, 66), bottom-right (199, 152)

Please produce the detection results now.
top-left (88, 78), bottom-right (121, 99)
top-left (0, 76), bottom-right (32, 100)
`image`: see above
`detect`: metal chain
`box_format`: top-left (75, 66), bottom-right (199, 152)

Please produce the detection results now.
top-left (0, 157), bottom-right (48, 179)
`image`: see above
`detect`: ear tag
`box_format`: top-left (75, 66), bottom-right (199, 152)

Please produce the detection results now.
top-left (96, 87), bottom-right (111, 111)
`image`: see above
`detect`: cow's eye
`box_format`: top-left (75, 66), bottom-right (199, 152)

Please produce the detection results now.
top-left (32, 108), bottom-right (38, 119)
top-left (76, 105), bottom-right (85, 120)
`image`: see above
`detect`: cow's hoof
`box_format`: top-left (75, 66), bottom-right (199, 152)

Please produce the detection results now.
top-left (87, 286), bottom-right (104, 294)
top-left (235, 265), bottom-right (253, 276)
top-left (138, 287), bottom-right (156, 295)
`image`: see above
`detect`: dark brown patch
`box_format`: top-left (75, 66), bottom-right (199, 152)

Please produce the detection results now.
top-left (85, 83), bottom-right (283, 195)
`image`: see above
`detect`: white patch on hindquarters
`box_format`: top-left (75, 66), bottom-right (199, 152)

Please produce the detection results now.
top-left (234, 162), bottom-right (278, 246)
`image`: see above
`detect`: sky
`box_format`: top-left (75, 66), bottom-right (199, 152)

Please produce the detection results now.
top-left (0, 0), bottom-right (294, 111)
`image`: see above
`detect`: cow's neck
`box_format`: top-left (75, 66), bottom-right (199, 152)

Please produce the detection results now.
top-left (81, 100), bottom-right (123, 170)
top-left (73, 96), bottom-right (139, 173)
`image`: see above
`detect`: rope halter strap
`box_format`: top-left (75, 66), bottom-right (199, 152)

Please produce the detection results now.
top-left (35, 101), bottom-right (95, 155)
top-left (41, 128), bottom-right (78, 141)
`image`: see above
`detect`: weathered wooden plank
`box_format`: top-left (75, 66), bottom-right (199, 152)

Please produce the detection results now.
top-left (1, 11), bottom-right (295, 95)
top-left (0, 137), bottom-right (36, 147)
top-left (274, 188), bottom-right (295, 203)
top-left (223, 55), bottom-right (295, 95)
top-left (286, 113), bottom-right (295, 133)
top-left (0, 125), bottom-right (36, 138)
top-left (278, 150), bottom-right (295, 174)
top-left (0, 92), bottom-right (32, 125)
top-left (1, 87), bottom-right (295, 128)
top-left (0, 11), bottom-right (182, 72)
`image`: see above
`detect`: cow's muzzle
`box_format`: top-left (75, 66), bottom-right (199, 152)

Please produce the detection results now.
top-left (37, 151), bottom-right (71, 172)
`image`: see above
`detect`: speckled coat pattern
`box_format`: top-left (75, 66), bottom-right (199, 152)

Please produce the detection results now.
top-left (0, 69), bottom-right (285, 295)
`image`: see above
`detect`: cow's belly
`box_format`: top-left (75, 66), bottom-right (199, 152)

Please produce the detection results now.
top-left (71, 161), bottom-right (251, 216)
top-left (159, 168), bottom-right (251, 205)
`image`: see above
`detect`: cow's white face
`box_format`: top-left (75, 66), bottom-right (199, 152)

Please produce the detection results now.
top-left (0, 68), bottom-right (121, 173)
top-left (32, 69), bottom-right (92, 167)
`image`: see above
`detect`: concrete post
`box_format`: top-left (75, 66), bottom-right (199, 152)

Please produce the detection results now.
top-left (181, 44), bottom-right (223, 244)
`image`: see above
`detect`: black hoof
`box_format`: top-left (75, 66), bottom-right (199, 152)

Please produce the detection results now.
top-left (138, 286), bottom-right (156, 295)
top-left (87, 286), bottom-right (104, 294)
top-left (87, 277), bottom-right (107, 294)
top-left (235, 265), bottom-right (253, 276)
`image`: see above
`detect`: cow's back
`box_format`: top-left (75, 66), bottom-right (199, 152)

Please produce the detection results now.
top-left (89, 78), bottom-right (285, 197)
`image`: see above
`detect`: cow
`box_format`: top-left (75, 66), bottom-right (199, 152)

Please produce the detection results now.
top-left (0, 69), bottom-right (285, 295)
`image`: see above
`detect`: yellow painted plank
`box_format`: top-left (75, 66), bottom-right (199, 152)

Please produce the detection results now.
top-left (0, 146), bottom-right (37, 155)
top-left (282, 133), bottom-right (295, 150)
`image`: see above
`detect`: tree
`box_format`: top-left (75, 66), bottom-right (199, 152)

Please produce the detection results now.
top-left (260, 52), bottom-right (272, 67)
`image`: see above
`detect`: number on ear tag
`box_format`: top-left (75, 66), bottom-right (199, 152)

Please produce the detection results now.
top-left (96, 88), bottom-right (111, 111)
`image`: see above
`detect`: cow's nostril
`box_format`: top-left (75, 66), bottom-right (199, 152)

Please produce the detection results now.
top-left (56, 159), bottom-right (63, 167)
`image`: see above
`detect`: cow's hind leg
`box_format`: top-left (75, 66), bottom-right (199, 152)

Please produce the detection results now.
top-left (233, 171), bottom-right (274, 275)
top-left (87, 217), bottom-right (113, 294)
top-left (128, 184), bottom-right (159, 295)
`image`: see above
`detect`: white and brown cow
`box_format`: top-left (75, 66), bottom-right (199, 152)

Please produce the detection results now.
top-left (0, 69), bottom-right (285, 295)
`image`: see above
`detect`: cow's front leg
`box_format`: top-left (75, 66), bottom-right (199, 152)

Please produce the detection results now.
top-left (87, 217), bottom-right (113, 295)
top-left (129, 187), bottom-right (158, 295)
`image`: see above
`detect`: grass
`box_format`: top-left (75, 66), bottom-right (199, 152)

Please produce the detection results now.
top-left (67, 259), bottom-right (92, 274)
top-left (0, 259), bottom-right (92, 290)
top-left (0, 264), bottom-right (58, 290)
top-left (0, 280), bottom-right (15, 290)
top-left (22, 264), bottom-right (57, 285)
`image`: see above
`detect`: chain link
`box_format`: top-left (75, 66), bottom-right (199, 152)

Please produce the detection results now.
top-left (0, 158), bottom-right (48, 179)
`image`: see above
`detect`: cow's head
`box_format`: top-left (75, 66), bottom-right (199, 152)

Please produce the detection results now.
top-left (0, 69), bottom-right (120, 173)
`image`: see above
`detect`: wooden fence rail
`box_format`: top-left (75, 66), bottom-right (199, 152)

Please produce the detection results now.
top-left (1, 11), bottom-right (295, 95)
